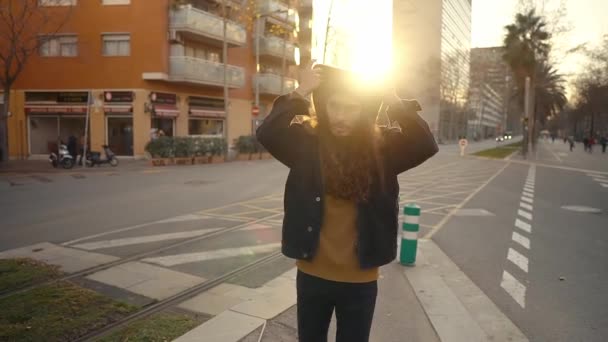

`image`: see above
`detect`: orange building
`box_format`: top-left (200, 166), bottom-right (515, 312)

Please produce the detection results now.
top-left (5, 0), bottom-right (307, 159)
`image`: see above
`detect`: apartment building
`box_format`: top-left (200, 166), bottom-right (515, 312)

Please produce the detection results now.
top-left (5, 0), bottom-right (302, 159)
top-left (393, 0), bottom-right (472, 142)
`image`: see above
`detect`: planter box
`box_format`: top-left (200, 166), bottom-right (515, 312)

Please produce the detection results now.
top-left (174, 157), bottom-right (193, 165)
top-left (193, 156), bottom-right (208, 164)
top-left (237, 153), bottom-right (251, 161)
top-left (250, 153), bottom-right (261, 160)
top-left (210, 155), bottom-right (225, 164)
top-left (150, 158), bottom-right (171, 166)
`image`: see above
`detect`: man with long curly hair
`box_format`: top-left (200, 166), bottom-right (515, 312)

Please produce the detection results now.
top-left (257, 61), bottom-right (438, 342)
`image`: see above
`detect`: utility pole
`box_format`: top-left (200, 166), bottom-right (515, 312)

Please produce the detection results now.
top-left (524, 76), bottom-right (531, 158)
top-left (222, 1), bottom-right (229, 156)
top-left (255, 14), bottom-right (261, 110)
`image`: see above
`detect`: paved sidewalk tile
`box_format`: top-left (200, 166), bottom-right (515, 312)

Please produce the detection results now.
top-left (174, 310), bottom-right (265, 342)
top-left (0, 242), bottom-right (119, 273)
top-left (179, 283), bottom-right (259, 316)
top-left (86, 261), bottom-right (204, 300)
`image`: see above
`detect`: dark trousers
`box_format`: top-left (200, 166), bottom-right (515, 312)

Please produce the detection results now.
top-left (297, 270), bottom-right (377, 342)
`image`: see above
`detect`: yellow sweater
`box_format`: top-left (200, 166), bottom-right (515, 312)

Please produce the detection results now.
top-left (297, 194), bottom-right (379, 283)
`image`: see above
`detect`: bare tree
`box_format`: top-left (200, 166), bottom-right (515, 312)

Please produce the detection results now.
top-left (0, 0), bottom-right (72, 162)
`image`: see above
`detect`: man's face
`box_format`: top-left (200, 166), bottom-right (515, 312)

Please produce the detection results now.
top-left (325, 93), bottom-right (363, 137)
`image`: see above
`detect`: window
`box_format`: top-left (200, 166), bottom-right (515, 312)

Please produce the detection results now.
top-left (38, 0), bottom-right (76, 6)
top-left (102, 34), bottom-right (131, 56)
top-left (102, 0), bottom-right (130, 4)
top-left (40, 35), bottom-right (78, 57)
top-left (189, 119), bottom-right (224, 136)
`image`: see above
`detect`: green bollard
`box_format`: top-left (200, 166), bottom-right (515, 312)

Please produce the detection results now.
top-left (400, 204), bottom-right (420, 266)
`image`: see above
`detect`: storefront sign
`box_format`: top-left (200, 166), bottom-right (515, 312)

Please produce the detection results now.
top-left (188, 96), bottom-right (224, 109)
top-left (104, 91), bottom-right (134, 103)
top-left (26, 91), bottom-right (89, 103)
top-left (150, 92), bottom-right (177, 105)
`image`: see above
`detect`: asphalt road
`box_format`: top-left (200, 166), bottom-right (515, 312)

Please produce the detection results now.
top-left (6, 137), bottom-right (605, 342)
top-left (435, 140), bottom-right (608, 342)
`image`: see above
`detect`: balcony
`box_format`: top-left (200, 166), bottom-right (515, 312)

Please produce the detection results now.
top-left (168, 56), bottom-right (245, 88)
top-left (257, 0), bottom-right (297, 25)
top-left (254, 73), bottom-right (297, 95)
top-left (170, 6), bottom-right (247, 47)
top-left (257, 35), bottom-right (296, 63)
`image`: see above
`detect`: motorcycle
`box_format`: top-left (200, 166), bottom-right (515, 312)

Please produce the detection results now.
top-left (49, 144), bottom-right (75, 169)
top-left (86, 145), bottom-right (119, 167)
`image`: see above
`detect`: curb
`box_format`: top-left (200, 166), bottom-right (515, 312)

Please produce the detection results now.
top-left (404, 240), bottom-right (528, 342)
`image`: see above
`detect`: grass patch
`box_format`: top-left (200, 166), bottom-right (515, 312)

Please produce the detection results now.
top-left (0, 281), bottom-right (138, 342)
top-left (0, 258), bottom-right (63, 293)
top-left (98, 312), bottom-right (201, 342)
top-left (473, 141), bottom-right (523, 159)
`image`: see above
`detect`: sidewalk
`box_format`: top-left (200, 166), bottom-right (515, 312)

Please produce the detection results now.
top-left (172, 240), bottom-right (527, 342)
top-left (0, 158), bottom-right (151, 174)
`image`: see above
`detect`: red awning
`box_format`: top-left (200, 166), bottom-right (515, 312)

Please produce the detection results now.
top-left (154, 104), bottom-right (179, 118)
top-left (189, 108), bottom-right (225, 118)
top-left (25, 104), bottom-right (87, 114)
top-left (104, 104), bottom-right (133, 114)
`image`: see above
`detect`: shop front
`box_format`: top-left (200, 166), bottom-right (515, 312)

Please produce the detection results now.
top-left (150, 92), bottom-right (179, 137)
top-left (25, 91), bottom-right (89, 156)
top-left (104, 91), bottom-right (134, 156)
top-left (188, 96), bottom-right (225, 136)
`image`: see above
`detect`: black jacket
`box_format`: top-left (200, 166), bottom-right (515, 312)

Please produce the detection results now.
top-left (257, 94), bottom-right (438, 268)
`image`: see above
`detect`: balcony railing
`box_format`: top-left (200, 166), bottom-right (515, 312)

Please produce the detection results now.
top-left (258, 35), bottom-right (296, 63)
top-left (170, 6), bottom-right (247, 46)
top-left (254, 73), bottom-right (297, 95)
top-left (257, 0), bottom-right (297, 25)
top-left (169, 56), bottom-right (245, 88)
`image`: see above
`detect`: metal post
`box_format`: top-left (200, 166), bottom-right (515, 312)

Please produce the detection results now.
top-left (82, 90), bottom-right (91, 168)
top-left (255, 15), bottom-right (261, 108)
top-left (222, 2), bottom-right (229, 156)
top-left (280, 7), bottom-right (288, 95)
top-left (400, 204), bottom-right (420, 266)
top-left (524, 76), bottom-right (531, 157)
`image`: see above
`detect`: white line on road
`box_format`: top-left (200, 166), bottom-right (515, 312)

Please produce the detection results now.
top-left (142, 243), bottom-right (282, 267)
top-left (589, 174), bottom-right (606, 179)
top-left (425, 163), bottom-right (511, 239)
top-left (520, 202), bottom-right (533, 211)
top-left (501, 270), bottom-right (526, 308)
top-left (522, 191), bottom-right (534, 198)
top-left (523, 186), bottom-right (534, 192)
top-left (602, 183), bottom-right (608, 188)
top-left (72, 228), bottom-right (224, 250)
top-left (593, 178), bottom-right (608, 184)
top-left (515, 219), bottom-right (532, 233)
top-left (521, 196), bottom-right (533, 204)
top-left (518, 209), bottom-right (533, 221)
top-left (507, 248), bottom-right (529, 273)
top-left (512, 232), bottom-right (530, 249)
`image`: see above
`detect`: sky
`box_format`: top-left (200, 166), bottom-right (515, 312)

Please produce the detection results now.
top-left (472, 0), bottom-right (608, 80)
top-left (311, 0), bottom-right (608, 90)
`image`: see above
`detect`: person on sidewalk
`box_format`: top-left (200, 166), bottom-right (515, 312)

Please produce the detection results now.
top-left (600, 136), bottom-right (607, 153)
top-left (257, 62), bottom-right (438, 342)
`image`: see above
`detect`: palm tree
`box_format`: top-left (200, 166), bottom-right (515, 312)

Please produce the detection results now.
top-left (503, 9), bottom-right (552, 151)
top-left (534, 62), bottom-right (567, 126)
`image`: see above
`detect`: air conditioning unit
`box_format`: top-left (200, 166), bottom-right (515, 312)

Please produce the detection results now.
top-left (168, 30), bottom-right (184, 44)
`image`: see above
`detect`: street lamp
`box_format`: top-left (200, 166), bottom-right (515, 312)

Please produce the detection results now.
top-left (255, 8), bottom-right (297, 111)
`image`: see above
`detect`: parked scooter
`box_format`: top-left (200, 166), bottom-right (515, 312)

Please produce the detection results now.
top-left (85, 145), bottom-right (119, 167)
top-left (49, 144), bottom-right (75, 169)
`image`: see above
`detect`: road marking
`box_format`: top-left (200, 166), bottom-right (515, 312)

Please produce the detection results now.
top-left (509, 159), bottom-right (608, 176)
top-left (602, 183), bottom-right (608, 188)
top-left (72, 228), bottom-right (224, 250)
top-left (501, 270), bottom-right (526, 308)
top-left (425, 162), bottom-right (511, 239)
top-left (593, 178), bottom-right (608, 184)
top-left (241, 223), bottom-right (274, 231)
top-left (523, 186), bottom-right (534, 193)
top-left (521, 196), bottom-right (533, 204)
top-left (561, 205), bottom-right (603, 214)
top-left (142, 243), bottom-right (282, 267)
top-left (520, 202), bottom-right (533, 211)
top-left (518, 209), bottom-right (532, 220)
top-left (545, 143), bottom-right (563, 162)
top-left (512, 232), bottom-right (530, 249)
top-left (507, 248), bottom-right (529, 273)
top-left (515, 219), bottom-right (531, 233)
top-left (522, 191), bottom-right (534, 197)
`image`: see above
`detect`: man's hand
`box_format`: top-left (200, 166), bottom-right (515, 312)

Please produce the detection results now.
top-left (295, 60), bottom-right (322, 97)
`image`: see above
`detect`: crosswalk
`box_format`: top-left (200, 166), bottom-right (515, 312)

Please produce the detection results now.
top-left (587, 172), bottom-right (608, 189)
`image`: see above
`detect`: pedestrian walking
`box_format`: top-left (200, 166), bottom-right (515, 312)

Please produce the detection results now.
top-left (568, 137), bottom-right (575, 152)
top-left (256, 62), bottom-right (438, 342)
top-left (583, 137), bottom-right (589, 152)
top-left (589, 137), bottom-right (594, 153)
top-left (601, 136), bottom-right (607, 153)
